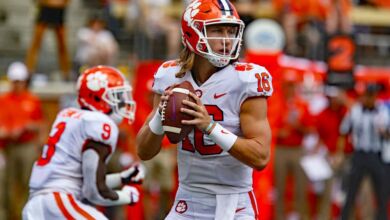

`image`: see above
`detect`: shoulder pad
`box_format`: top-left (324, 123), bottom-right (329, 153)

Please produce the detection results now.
top-left (82, 111), bottom-right (118, 148)
top-left (153, 60), bottom-right (182, 94)
top-left (234, 62), bottom-right (273, 97)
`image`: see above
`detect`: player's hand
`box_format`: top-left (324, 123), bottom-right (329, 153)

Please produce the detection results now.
top-left (181, 92), bottom-right (212, 131)
top-left (159, 88), bottom-right (174, 115)
top-left (120, 164), bottom-right (145, 184)
top-left (121, 185), bottom-right (140, 205)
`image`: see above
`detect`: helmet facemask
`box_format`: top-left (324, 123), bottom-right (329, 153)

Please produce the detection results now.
top-left (103, 85), bottom-right (136, 123)
top-left (191, 18), bottom-right (245, 67)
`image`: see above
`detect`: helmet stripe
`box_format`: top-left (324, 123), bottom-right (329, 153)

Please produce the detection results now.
top-left (218, 0), bottom-right (232, 16)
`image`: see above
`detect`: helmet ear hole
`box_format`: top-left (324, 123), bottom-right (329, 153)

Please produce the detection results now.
top-left (94, 96), bottom-right (101, 102)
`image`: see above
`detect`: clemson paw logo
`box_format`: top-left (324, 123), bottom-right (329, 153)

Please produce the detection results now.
top-left (86, 72), bottom-right (108, 91)
top-left (162, 60), bottom-right (178, 68)
top-left (183, 0), bottom-right (201, 25)
top-left (234, 63), bottom-right (254, 72)
top-left (175, 200), bottom-right (188, 214)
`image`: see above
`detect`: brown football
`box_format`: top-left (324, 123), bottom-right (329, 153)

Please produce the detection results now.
top-left (161, 81), bottom-right (196, 144)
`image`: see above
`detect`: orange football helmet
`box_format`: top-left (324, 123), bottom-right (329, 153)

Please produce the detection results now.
top-left (181, 0), bottom-right (244, 67)
top-left (77, 66), bottom-right (136, 123)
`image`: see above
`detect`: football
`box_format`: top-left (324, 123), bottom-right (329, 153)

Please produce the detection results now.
top-left (162, 81), bottom-right (196, 144)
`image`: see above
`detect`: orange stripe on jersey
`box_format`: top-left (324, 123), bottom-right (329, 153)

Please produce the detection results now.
top-left (67, 194), bottom-right (95, 220)
top-left (248, 191), bottom-right (259, 220)
top-left (53, 192), bottom-right (75, 220)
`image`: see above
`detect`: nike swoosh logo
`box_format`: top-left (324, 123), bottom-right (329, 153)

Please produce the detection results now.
top-left (214, 93), bottom-right (227, 99)
top-left (235, 207), bottom-right (246, 213)
top-left (221, 130), bottom-right (229, 134)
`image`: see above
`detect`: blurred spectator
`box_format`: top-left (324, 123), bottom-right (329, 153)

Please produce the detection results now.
top-left (312, 86), bottom-right (352, 220)
top-left (326, 0), bottom-right (353, 35)
top-left (339, 83), bottom-right (389, 220)
top-left (104, 0), bottom-right (130, 39)
top-left (138, 0), bottom-right (181, 59)
top-left (25, 0), bottom-right (71, 80)
top-left (274, 75), bottom-right (313, 220)
top-left (231, 0), bottom-right (261, 55)
top-left (231, 0), bottom-right (259, 27)
top-left (372, 0), bottom-right (390, 8)
top-left (272, 0), bottom-right (316, 57)
top-left (272, 0), bottom-right (352, 60)
top-left (102, 0), bottom-right (180, 60)
top-left (74, 15), bottom-right (119, 76)
top-left (0, 62), bottom-right (45, 220)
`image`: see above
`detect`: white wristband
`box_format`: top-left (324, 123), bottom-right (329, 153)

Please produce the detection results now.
top-left (114, 190), bottom-right (132, 205)
top-left (148, 110), bottom-right (164, 135)
top-left (106, 173), bottom-right (121, 189)
top-left (113, 186), bottom-right (139, 205)
top-left (208, 123), bottom-right (237, 152)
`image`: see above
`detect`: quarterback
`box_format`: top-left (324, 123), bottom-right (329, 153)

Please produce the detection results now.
top-left (22, 66), bottom-right (143, 219)
top-left (136, 0), bottom-right (273, 219)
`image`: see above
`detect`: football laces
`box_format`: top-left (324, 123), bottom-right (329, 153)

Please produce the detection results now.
top-left (160, 100), bottom-right (167, 122)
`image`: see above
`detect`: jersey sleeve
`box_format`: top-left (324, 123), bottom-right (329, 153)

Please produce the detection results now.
top-left (82, 113), bottom-right (119, 153)
top-left (152, 60), bottom-right (181, 95)
top-left (236, 63), bottom-right (273, 99)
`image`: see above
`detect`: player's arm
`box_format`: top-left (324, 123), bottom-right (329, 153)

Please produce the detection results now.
top-left (136, 93), bottom-right (166, 160)
top-left (106, 164), bottom-right (145, 189)
top-left (82, 140), bottom-right (139, 206)
top-left (182, 93), bottom-right (271, 170)
top-left (229, 97), bottom-right (271, 170)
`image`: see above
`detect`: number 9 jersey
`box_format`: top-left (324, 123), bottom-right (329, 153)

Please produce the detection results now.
top-left (153, 61), bottom-right (273, 194)
top-left (28, 107), bottom-right (119, 199)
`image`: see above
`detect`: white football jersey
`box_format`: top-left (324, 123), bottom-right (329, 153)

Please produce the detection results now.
top-left (153, 61), bottom-right (273, 194)
top-left (28, 108), bottom-right (119, 199)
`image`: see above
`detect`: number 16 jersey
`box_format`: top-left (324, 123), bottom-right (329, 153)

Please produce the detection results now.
top-left (153, 61), bottom-right (273, 194)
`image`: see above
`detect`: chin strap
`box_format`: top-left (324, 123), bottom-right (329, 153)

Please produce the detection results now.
top-left (205, 54), bottom-right (230, 68)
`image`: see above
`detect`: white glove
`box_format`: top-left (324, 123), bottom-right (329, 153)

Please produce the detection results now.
top-left (121, 185), bottom-right (140, 205)
top-left (120, 164), bottom-right (145, 184)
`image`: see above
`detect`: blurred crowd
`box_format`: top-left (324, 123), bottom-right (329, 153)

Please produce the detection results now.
top-left (5, 0), bottom-right (389, 80)
top-left (1, 0), bottom-right (390, 219)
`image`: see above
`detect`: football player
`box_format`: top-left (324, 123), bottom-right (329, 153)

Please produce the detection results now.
top-left (22, 66), bottom-right (143, 219)
top-left (136, 0), bottom-right (273, 219)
